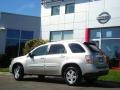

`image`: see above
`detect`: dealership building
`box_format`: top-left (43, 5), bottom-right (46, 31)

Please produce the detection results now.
top-left (0, 12), bottom-right (40, 57)
top-left (41, 0), bottom-right (120, 66)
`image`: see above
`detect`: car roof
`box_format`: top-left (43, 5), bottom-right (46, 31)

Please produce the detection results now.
top-left (46, 40), bottom-right (81, 45)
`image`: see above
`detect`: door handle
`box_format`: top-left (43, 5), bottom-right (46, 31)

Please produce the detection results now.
top-left (40, 57), bottom-right (45, 60)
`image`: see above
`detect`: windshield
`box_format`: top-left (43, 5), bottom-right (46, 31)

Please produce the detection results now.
top-left (84, 42), bottom-right (100, 52)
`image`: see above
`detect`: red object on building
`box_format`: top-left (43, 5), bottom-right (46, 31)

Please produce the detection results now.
top-left (85, 28), bottom-right (90, 42)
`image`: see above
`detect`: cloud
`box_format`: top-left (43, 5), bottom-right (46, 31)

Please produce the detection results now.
top-left (17, 2), bottom-right (36, 11)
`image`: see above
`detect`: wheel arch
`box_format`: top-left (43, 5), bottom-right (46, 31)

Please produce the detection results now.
top-left (12, 63), bottom-right (24, 74)
top-left (61, 63), bottom-right (82, 76)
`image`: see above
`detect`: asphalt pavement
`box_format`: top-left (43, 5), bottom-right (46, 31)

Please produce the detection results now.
top-left (0, 74), bottom-right (120, 90)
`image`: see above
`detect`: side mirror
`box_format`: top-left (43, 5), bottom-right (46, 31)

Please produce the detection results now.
top-left (28, 53), bottom-right (34, 58)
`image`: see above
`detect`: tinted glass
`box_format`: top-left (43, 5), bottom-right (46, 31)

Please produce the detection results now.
top-left (7, 30), bottom-right (20, 39)
top-left (21, 31), bottom-right (34, 39)
top-left (5, 39), bottom-right (19, 57)
top-left (101, 39), bottom-right (120, 59)
top-left (102, 27), bottom-right (120, 38)
top-left (65, 3), bottom-right (75, 14)
top-left (84, 43), bottom-right (100, 52)
top-left (49, 44), bottom-right (66, 54)
top-left (51, 5), bottom-right (60, 15)
top-left (32, 45), bottom-right (48, 56)
top-left (90, 29), bottom-right (101, 39)
top-left (6, 39), bottom-right (19, 46)
top-left (69, 43), bottom-right (85, 53)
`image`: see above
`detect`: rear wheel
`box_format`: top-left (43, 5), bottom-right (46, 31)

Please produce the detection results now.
top-left (63, 67), bottom-right (82, 86)
top-left (13, 64), bottom-right (24, 81)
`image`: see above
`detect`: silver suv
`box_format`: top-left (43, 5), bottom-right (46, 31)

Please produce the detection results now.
top-left (9, 40), bottom-right (109, 85)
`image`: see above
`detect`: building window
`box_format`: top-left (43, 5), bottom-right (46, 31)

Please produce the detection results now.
top-left (50, 30), bottom-right (73, 42)
top-left (5, 29), bottom-right (34, 57)
top-left (51, 5), bottom-right (60, 16)
top-left (65, 3), bottom-right (75, 14)
top-left (21, 31), bottom-right (33, 39)
top-left (7, 30), bottom-right (20, 39)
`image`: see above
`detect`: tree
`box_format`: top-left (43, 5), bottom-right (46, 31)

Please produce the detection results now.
top-left (23, 39), bottom-right (48, 55)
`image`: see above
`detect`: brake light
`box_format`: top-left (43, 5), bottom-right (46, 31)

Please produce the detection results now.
top-left (85, 55), bottom-right (93, 64)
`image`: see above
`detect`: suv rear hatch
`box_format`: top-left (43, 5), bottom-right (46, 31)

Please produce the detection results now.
top-left (84, 42), bottom-right (108, 69)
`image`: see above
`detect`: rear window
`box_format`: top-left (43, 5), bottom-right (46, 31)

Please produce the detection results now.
top-left (84, 42), bottom-right (100, 52)
top-left (69, 43), bottom-right (85, 53)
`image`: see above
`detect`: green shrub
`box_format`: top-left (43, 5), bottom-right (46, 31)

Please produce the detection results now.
top-left (23, 39), bottom-right (48, 55)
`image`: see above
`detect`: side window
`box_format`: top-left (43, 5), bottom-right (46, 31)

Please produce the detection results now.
top-left (69, 43), bottom-right (85, 53)
top-left (32, 45), bottom-right (48, 56)
top-left (49, 44), bottom-right (66, 54)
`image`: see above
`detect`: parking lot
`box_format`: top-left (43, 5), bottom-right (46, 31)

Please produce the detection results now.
top-left (0, 75), bottom-right (120, 90)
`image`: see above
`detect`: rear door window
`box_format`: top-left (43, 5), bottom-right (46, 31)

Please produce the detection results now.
top-left (69, 43), bottom-right (85, 53)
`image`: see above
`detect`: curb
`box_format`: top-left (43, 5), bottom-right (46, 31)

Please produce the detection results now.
top-left (0, 72), bottom-right (11, 75)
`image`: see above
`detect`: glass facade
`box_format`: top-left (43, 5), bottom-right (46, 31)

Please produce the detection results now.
top-left (90, 27), bottom-right (120, 67)
top-left (5, 29), bottom-right (34, 57)
top-left (50, 30), bottom-right (73, 42)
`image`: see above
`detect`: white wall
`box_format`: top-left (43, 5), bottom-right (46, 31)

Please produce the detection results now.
top-left (41, 0), bottom-right (120, 42)
top-left (88, 0), bottom-right (120, 28)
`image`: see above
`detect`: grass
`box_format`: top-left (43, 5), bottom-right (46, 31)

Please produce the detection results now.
top-left (99, 69), bottom-right (120, 82)
top-left (0, 68), bottom-right (9, 72)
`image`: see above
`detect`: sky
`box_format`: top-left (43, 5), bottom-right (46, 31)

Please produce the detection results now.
top-left (0, 0), bottom-right (41, 17)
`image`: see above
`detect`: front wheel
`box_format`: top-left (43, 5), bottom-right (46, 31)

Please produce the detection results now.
top-left (63, 67), bottom-right (82, 86)
top-left (13, 64), bottom-right (24, 81)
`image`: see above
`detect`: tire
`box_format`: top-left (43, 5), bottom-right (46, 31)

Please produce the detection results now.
top-left (13, 64), bottom-right (24, 81)
top-left (38, 75), bottom-right (45, 80)
top-left (63, 67), bottom-right (82, 86)
top-left (84, 77), bottom-right (98, 83)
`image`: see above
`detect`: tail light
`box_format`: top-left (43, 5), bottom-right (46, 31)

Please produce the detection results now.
top-left (85, 55), bottom-right (93, 64)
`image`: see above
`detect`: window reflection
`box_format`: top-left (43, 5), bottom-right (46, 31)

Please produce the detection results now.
top-left (65, 3), bottom-right (75, 14)
top-left (51, 5), bottom-right (60, 16)
top-left (5, 39), bottom-right (19, 57)
top-left (5, 29), bottom-right (34, 57)
top-left (90, 29), bottom-right (101, 39)
top-left (21, 31), bottom-right (33, 39)
top-left (7, 30), bottom-right (20, 39)
top-left (50, 30), bottom-right (73, 42)
top-left (102, 39), bottom-right (120, 59)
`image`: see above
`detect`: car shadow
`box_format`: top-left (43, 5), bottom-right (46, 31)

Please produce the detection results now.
top-left (21, 76), bottom-right (65, 84)
top-left (21, 76), bottom-right (120, 88)
top-left (80, 80), bottom-right (120, 88)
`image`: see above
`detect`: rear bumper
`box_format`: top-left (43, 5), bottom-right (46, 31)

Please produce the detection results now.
top-left (84, 69), bottom-right (109, 77)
